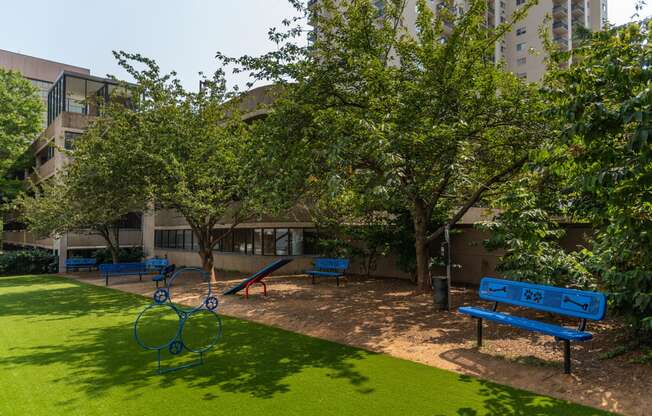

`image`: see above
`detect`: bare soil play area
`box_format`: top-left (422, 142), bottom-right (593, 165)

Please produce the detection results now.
top-left (67, 271), bottom-right (652, 416)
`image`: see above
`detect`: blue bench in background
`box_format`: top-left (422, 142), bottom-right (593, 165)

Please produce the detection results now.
top-left (306, 258), bottom-right (349, 287)
top-left (144, 258), bottom-right (169, 274)
top-left (99, 263), bottom-right (147, 286)
top-left (65, 258), bottom-right (97, 272)
top-left (100, 259), bottom-right (170, 286)
top-left (152, 264), bottom-right (176, 288)
top-left (459, 277), bottom-right (607, 374)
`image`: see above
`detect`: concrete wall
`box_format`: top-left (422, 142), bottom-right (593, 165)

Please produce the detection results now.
top-left (0, 49), bottom-right (89, 82)
top-left (154, 224), bottom-right (592, 286)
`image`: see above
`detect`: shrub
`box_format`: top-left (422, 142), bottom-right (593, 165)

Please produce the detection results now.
top-left (0, 249), bottom-right (58, 275)
top-left (93, 247), bottom-right (144, 264)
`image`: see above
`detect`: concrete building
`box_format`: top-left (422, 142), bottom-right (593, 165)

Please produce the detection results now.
top-left (315, 0), bottom-right (608, 83)
top-left (3, 35), bottom-right (594, 284)
top-left (1, 51), bottom-right (142, 270)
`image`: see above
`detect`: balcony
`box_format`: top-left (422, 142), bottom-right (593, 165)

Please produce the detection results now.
top-left (47, 71), bottom-right (132, 127)
top-left (552, 4), bottom-right (567, 18)
top-left (34, 156), bottom-right (56, 182)
top-left (553, 20), bottom-right (569, 34)
top-left (572, 3), bottom-right (585, 17)
top-left (3, 230), bottom-right (54, 249)
top-left (554, 36), bottom-right (569, 49)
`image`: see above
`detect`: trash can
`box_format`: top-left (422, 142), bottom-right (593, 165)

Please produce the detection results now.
top-left (431, 275), bottom-right (449, 311)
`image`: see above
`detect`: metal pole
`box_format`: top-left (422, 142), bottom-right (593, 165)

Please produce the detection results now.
top-left (445, 224), bottom-right (452, 311)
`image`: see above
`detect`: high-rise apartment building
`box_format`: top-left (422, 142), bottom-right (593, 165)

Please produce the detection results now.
top-left (408, 0), bottom-right (607, 82)
top-left (314, 0), bottom-right (608, 83)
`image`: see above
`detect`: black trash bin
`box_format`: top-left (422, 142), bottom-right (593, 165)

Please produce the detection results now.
top-left (431, 275), bottom-right (449, 311)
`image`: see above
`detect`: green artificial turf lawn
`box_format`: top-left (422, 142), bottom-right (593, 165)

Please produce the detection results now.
top-left (0, 275), bottom-right (612, 416)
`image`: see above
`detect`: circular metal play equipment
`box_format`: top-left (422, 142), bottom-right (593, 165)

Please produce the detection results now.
top-left (133, 267), bottom-right (222, 374)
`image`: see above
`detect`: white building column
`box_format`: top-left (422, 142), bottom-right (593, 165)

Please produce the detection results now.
top-left (56, 233), bottom-right (67, 273)
top-left (142, 207), bottom-right (156, 259)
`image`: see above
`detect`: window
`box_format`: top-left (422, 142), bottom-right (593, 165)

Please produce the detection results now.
top-left (517, 57), bottom-right (527, 66)
top-left (263, 229), bottom-right (275, 256)
top-left (233, 229), bottom-right (252, 254)
top-left (304, 229), bottom-right (320, 255)
top-left (154, 228), bottom-right (318, 256)
top-left (253, 229), bottom-right (263, 255)
top-left (183, 230), bottom-right (193, 251)
top-left (516, 27), bottom-right (526, 36)
top-left (516, 42), bottom-right (527, 52)
top-left (517, 72), bottom-right (528, 80)
top-left (275, 229), bottom-right (289, 256)
top-left (64, 131), bottom-right (82, 150)
top-left (290, 229), bottom-right (304, 256)
top-left (516, 0), bottom-right (525, 5)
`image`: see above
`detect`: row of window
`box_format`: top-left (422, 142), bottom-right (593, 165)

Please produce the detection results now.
top-left (154, 228), bottom-right (321, 256)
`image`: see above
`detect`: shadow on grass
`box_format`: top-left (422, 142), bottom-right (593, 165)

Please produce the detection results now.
top-left (434, 374), bottom-right (610, 416)
top-left (0, 275), bottom-right (611, 415)
top-left (0, 275), bottom-right (371, 406)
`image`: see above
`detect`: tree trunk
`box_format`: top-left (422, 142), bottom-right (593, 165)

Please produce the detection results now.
top-left (413, 199), bottom-right (431, 292)
top-left (97, 226), bottom-right (120, 264)
top-left (200, 249), bottom-right (216, 283)
top-left (109, 246), bottom-right (120, 264)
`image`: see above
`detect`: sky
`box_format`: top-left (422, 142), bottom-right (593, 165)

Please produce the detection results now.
top-left (0, 0), bottom-right (650, 90)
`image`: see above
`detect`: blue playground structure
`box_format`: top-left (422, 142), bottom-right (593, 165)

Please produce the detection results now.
top-left (223, 258), bottom-right (293, 298)
top-left (133, 267), bottom-right (222, 374)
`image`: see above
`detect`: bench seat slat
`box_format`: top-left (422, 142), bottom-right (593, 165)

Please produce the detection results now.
top-left (459, 306), bottom-right (592, 341)
top-left (306, 270), bottom-right (343, 277)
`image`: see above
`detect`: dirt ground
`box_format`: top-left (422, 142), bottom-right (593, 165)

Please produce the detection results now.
top-left (66, 271), bottom-right (651, 416)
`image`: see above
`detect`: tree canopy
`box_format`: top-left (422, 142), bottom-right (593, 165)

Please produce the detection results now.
top-left (0, 69), bottom-right (43, 204)
top-left (220, 0), bottom-right (550, 289)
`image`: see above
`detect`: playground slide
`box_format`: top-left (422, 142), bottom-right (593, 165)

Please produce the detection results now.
top-left (223, 258), bottom-right (294, 295)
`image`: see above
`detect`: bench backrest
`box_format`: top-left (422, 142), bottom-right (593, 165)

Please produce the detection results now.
top-left (66, 258), bottom-right (96, 266)
top-left (314, 258), bottom-right (349, 271)
top-left (99, 263), bottom-right (146, 273)
top-left (144, 258), bottom-right (169, 269)
top-left (479, 277), bottom-right (606, 321)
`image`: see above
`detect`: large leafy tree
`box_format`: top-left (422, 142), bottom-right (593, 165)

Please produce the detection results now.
top-left (19, 95), bottom-right (149, 263)
top-left (221, 0), bottom-right (549, 290)
top-left (110, 52), bottom-right (265, 277)
top-left (546, 21), bottom-right (652, 337)
top-left (0, 69), bottom-right (43, 203)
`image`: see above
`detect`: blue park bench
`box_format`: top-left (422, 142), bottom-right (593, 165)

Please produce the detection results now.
top-left (306, 258), bottom-right (349, 287)
top-left (144, 258), bottom-right (169, 274)
top-left (100, 259), bottom-right (171, 286)
top-left (152, 264), bottom-right (177, 288)
top-left (459, 277), bottom-right (607, 374)
top-left (65, 258), bottom-right (97, 272)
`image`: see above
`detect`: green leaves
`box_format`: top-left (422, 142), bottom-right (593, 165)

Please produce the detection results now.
top-left (0, 69), bottom-right (43, 204)
top-left (546, 21), bottom-right (652, 339)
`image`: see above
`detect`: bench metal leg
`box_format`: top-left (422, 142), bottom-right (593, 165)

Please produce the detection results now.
top-left (563, 339), bottom-right (571, 374)
top-left (336, 277), bottom-right (339, 287)
top-left (105, 274), bottom-right (109, 286)
top-left (477, 318), bottom-right (483, 347)
top-left (312, 275), bottom-right (315, 285)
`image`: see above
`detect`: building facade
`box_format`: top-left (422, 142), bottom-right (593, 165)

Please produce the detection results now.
top-left (315, 0), bottom-right (608, 83)
top-left (3, 0), bottom-right (602, 285)
top-left (1, 51), bottom-right (142, 270)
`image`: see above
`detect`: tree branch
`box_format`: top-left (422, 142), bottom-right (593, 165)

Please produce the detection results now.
top-left (426, 156), bottom-right (528, 244)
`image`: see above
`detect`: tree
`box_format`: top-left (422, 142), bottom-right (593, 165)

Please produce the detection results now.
top-left (109, 52), bottom-right (265, 277)
top-left (19, 96), bottom-right (149, 263)
top-left (546, 20), bottom-right (652, 337)
top-left (221, 0), bottom-right (550, 290)
top-left (0, 69), bottom-right (42, 203)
